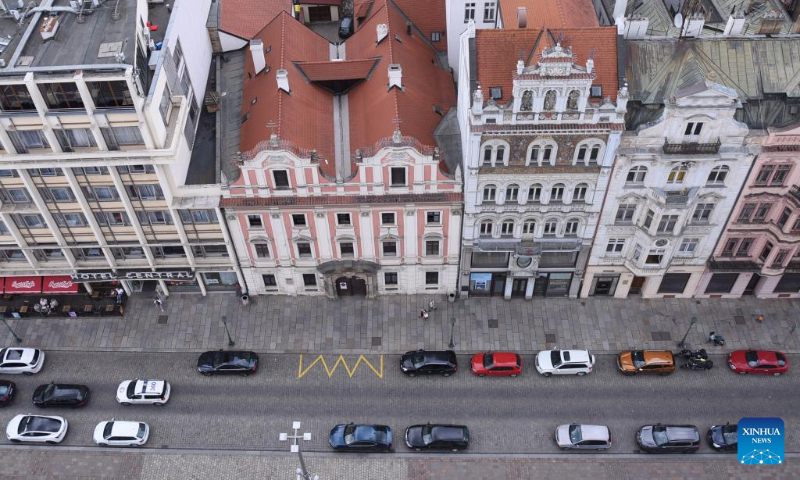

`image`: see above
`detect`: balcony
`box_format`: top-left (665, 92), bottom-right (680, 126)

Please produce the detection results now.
top-left (662, 139), bottom-right (721, 155)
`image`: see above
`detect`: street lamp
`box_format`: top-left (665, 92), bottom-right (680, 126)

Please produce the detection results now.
top-left (448, 316), bottom-right (456, 349)
top-left (280, 421), bottom-right (318, 480)
top-left (220, 315), bottom-right (235, 347)
top-left (1, 318), bottom-right (22, 343)
top-left (677, 316), bottom-right (698, 349)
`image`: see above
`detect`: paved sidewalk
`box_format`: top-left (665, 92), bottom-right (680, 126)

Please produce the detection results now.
top-left (3, 294), bottom-right (798, 354)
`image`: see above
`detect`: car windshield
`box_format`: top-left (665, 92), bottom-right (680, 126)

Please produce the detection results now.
top-left (422, 425), bottom-right (434, 445)
top-left (138, 423), bottom-right (147, 439)
top-left (550, 351), bottom-right (562, 367)
top-left (776, 353), bottom-right (786, 366)
top-left (23, 416), bottom-right (61, 433)
top-left (411, 353), bottom-right (426, 369)
top-left (31, 350), bottom-right (39, 364)
top-left (41, 383), bottom-right (56, 400)
top-left (103, 422), bottom-right (114, 439)
top-left (0, 384), bottom-right (8, 395)
top-left (483, 353), bottom-right (494, 369)
top-left (745, 351), bottom-right (759, 364)
top-left (632, 351), bottom-right (646, 368)
top-left (568, 425), bottom-right (582, 444)
top-left (126, 381), bottom-right (136, 398)
top-left (651, 426), bottom-right (668, 446)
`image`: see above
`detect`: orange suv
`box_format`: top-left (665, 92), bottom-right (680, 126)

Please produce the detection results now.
top-left (617, 350), bottom-right (675, 376)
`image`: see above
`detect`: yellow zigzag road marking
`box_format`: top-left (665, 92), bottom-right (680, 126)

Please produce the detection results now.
top-left (297, 354), bottom-right (384, 379)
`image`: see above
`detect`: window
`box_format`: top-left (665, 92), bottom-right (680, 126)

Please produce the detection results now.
top-left (102, 126), bottom-right (144, 148)
top-left (297, 242), bottom-right (312, 257)
top-left (247, 215), bottom-right (263, 228)
top-left (56, 128), bottom-right (97, 150)
top-left (572, 184), bottom-right (587, 202)
top-left (692, 203), bottom-right (715, 223)
top-left (500, 220), bottom-right (514, 236)
top-left (340, 242), bottom-right (355, 257)
top-left (464, 3), bottom-right (475, 21)
top-left (382, 241), bottom-right (397, 257)
top-left (543, 146), bottom-right (553, 163)
top-left (0, 84), bottom-right (35, 111)
top-left (505, 185), bottom-right (519, 202)
top-left (527, 185), bottom-right (542, 202)
top-left (667, 166), bottom-right (687, 184)
top-left (302, 274), bottom-right (317, 287)
top-left (179, 209), bottom-right (217, 224)
top-left (657, 215), bottom-right (679, 234)
top-left (576, 146), bottom-right (587, 163)
top-left (479, 220), bottom-right (493, 236)
top-left (771, 165), bottom-right (791, 186)
top-left (753, 203), bottom-right (772, 222)
top-left (678, 238), bottom-right (699, 256)
top-left (482, 147), bottom-right (492, 166)
top-left (5, 188), bottom-right (30, 203)
top-left (38, 82), bottom-right (84, 109)
top-left (543, 221), bottom-right (557, 236)
top-left (483, 2), bottom-right (495, 21)
top-left (128, 184), bottom-right (163, 200)
top-left (137, 210), bottom-right (172, 225)
top-left (645, 250), bottom-right (664, 265)
top-left (589, 145), bottom-right (600, 163)
top-left (390, 167), bottom-right (406, 186)
top-left (759, 242), bottom-right (774, 262)
top-left (118, 165), bottom-right (156, 174)
top-left (736, 238), bottom-right (754, 256)
top-left (590, 85), bottom-right (602, 98)
top-left (425, 240), bottom-right (440, 255)
top-left (87, 81), bottom-right (133, 108)
top-left (96, 212), bottom-right (130, 226)
top-left (495, 145), bottom-right (505, 162)
top-left (606, 238), bottom-right (625, 254)
top-left (0, 221), bottom-right (8, 234)
top-left (721, 238), bottom-right (738, 257)
top-left (793, 217), bottom-right (800, 231)
top-left (777, 208), bottom-right (792, 229)
top-left (522, 220), bottom-right (536, 235)
top-left (616, 204), bottom-right (636, 224)
top-left (564, 219), bottom-right (579, 236)
top-left (430, 32), bottom-right (441, 42)
top-left (550, 184), bottom-right (564, 202)
top-left (706, 166), bottom-right (729, 185)
top-left (291, 214), bottom-right (307, 227)
top-left (482, 185), bottom-right (496, 202)
top-left (254, 242), bottom-right (270, 258)
top-left (262, 274), bottom-right (277, 287)
top-left (632, 244), bottom-right (642, 262)
top-left (384, 272), bottom-right (398, 285)
top-left (159, 84), bottom-right (172, 124)
top-left (425, 272), bottom-right (439, 285)
top-left (17, 214), bottom-right (46, 228)
top-left (173, 40), bottom-right (185, 71)
top-left (684, 122), bottom-right (703, 136)
top-left (9, 130), bottom-right (49, 151)
top-left (738, 203), bottom-right (756, 222)
top-left (755, 165), bottom-right (774, 185)
top-left (381, 212), bottom-right (396, 225)
top-left (336, 213), bottom-right (351, 226)
top-left (772, 249), bottom-right (790, 267)
top-left (272, 170), bottom-right (290, 189)
top-left (426, 211), bottom-right (441, 224)
top-left (643, 209), bottom-right (654, 229)
top-left (626, 166), bottom-right (647, 184)
top-left (42, 187), bottom-right (73, 202)
top-left (529, 146), bottom-right (539, 164)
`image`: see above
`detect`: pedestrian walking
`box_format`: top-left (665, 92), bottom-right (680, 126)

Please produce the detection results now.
top-left (420, 308), bottom-right (428, 320)
top-left (756, 314), bottom-right (763, 323)
top-left (154, 296), bottom-right (164, 313)
top-left (706, 331), bottom-right (716, 344)
top-left (115, 287), bottom-right (124, 304)
top-left (428, 299), bottom-right (436, 312)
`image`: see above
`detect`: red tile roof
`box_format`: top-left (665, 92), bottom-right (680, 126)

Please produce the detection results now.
top-left (474, 27), bottom-right (618, 104)
top-left (392, 0), bottom-right (447, 52)
top-left (498, 0), bottom-right (599, 29)
top-left (222, 192), bottom-right (463, 207)
top-left (355, 0), bottom-right (373, 18)
top-left (295, 59), bottom-right (379, 81)
top-left (298, 0), bottom-right (341, 5)
top-left (219, 0), bottom-right (293, 40)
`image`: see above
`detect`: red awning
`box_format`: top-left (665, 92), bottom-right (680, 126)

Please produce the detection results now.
top-left (0, 278), bottom-right (3, 294)
top-left (5, 276), bottom-right (42, 294)
top-left (43, 276), bottom-right (78, 294)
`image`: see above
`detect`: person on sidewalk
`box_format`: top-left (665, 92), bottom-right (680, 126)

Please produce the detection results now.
top-left (115, 287), bottom-right (125, 304)
top-left (420, 308), bottom-right (429, 320)
top-left (706, 331), bottom-right (716, 344)
top-left (154, 296), bottom-right (164, 313)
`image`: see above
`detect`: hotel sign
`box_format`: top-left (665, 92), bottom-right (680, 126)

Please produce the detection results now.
top-left (71, 270), bottom-right (195, 282)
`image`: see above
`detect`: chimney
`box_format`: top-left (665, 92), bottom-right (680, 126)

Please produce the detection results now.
top-left (516, 60), bottom-right (524, 75)
top-left (388, 64), bottom-right (402, 89)
top-left (377, 23), bottom-right (388, 43)
top-left (612, 0), bottom-right (628, 21)
top-left (586, 58), bottom-right (594, 74)
top-left (517, 7), bottom-right (527, 28)
top-left (681, 12), bottom-right (705, 37)
top-left (276, 69), bottom-right (290, 93)
top-left (616, 83), bottom-right (629, 113)
top-left (758, 11), bottom-right (783, 35)
top-left (249, 40), bottom-right (266, 74)
top-left (472, 87), bottom-right (484, 115)
top-left (723, 11), bottom-right (746, 36)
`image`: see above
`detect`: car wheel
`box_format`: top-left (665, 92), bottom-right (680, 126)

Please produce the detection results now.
top-left (738, 371), bottom-right (748, 375)
top-left (46, 440), bottom-right (57, 445)
top-left (201, 372), bottom-right (211, 377)
top-left (10, 439), bottom-right (20, 443)
top-left (576, 372), bottom-right (586, 377)
top-left (773, 372), bottom-right (782, 377)
top-left (22, 371), bottom-right (33, 376)
top-left (542, 372), bottom-right (552, 377)
top-left (415, 448), bottom-right (421, 451)
top-left (509, 374), bottom-right (518, 378)
top-left (407, 373), bottom-right (415, 377)
top-left (442, 373), bottom-right (451, 377)
top-left (121, 402), bottom-right (132, 406)
top-left (239, 372), bottom-right (250, 377)
top-left (659, 372), bottom-right (671, 376)
top-left (478, 374), bottom-right (486, 377)
top-left (154, 402), bottom-right (164, 406)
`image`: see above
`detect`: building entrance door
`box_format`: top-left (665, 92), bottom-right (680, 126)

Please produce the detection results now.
top-left (593, 276), bottom-right (618, 296)
top-left (629, 276), bottom-right (646, 295)
top-left (491, 274), bottom-right (506, 296)
top-left (743, 274), bottom-right (760, 295)
top-left (335, 276), bottom-right (367, 297)
top-left (511, 278), bottom-right (527, 297)
top-left (532, 274), bottom-right (548, 297)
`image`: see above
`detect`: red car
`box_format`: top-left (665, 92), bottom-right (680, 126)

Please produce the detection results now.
top-left (728, 350), bottom-right (789, 376)
top-left (470, 352), bottom-right (522, 377)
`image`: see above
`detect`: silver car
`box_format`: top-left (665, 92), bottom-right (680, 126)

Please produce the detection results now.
top-left (555, 424), bottom-right (611, 450)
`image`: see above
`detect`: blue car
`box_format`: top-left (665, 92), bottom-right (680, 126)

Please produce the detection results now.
top-left (329, 423), bottom-right (392, 452)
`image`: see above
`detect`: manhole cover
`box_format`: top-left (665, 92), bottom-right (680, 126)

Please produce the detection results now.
top-left (488, 319), bottom-right (499, 328)
top-left (372, 336), bottom-right (381, 347)
top-left (545, 333), bottom-right (557, 343)
top-left (651, 331), bottom-right (671, 341)
top-left (734, 315), bottom-right (745, 325)
top-left (157, 315), bottom-right (169, 325)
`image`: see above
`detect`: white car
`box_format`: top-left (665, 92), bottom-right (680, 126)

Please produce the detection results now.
top-left (0, 348), bottom-right (45, 374)
top-left (93, 420), bottom-right (149, 446)
top-left (555, 424), bottom-right (612, 450)
top-left (535, 349), bottom-right (595, 376)
top-left (6, 414), bottom-right (67, 444)
top-left (116, 379), bottom-right (171, 406)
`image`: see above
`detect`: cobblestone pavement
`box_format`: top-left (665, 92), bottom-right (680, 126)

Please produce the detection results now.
top-left (2, 294), bottom-right (798, 354)
top-left (1, 448), bottom-right (797, 480)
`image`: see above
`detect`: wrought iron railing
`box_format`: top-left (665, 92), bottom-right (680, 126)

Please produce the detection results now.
top-left (662, 138), bottom-right (721, 154)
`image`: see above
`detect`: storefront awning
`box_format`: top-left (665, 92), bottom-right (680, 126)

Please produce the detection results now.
top-left (5, 276), bottom-right (42, 293)
top-left (43, 276), bottom-right (78, 294)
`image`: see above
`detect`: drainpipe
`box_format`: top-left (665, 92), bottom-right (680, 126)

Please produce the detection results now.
top-left (583, 141), bottom-right (619, 298)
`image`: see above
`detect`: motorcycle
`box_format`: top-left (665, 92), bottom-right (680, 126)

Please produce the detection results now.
top-left (678, 348), bottom-right (708, 360)
top-left (681, 359), bottom-right (714, 370)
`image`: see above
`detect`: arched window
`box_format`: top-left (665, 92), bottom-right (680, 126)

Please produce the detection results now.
top-left (527, 141), bottom-right (557, 166)
top-left (482, 185), bottom-right (497, 202)
top-left (574, 140), bottom-right (604, 165)
top-left (577, 146), bottom-right (587, 162)
top-left (479, 141), bottom-right (510, 167)
top-left (528, 184), bottom-right (542, 202)
top-left (589, 145), bottom-right (601, 163)
top-left (564, 219), bottom-right (580, 236)
top-left (529, 146), bottom-right (540, 164)
top-left (479, 220), bottom-right (493, 237)
top-left (543, 146), bottom-right (553, 163)
top-left (707, 166), bottom-right (729, 185)
top-left (550, 184), bottom-right (565, 202)
top-left (496, 146), bottom-right (506, 165)
top-left (522, 219), bottom-right (537, 235)
top-left (482, 147), bottom-right (492, 166)
top-left (668, 165), bottom-right (688, 184)
top-left (520, 90), bottom-right (533, 111)
top-left (573, 184), bottom-right (588, 202)
top-left (567, 90), bottom-right (580, 110)
top-left (626, 166), bottom-right (647, 184)
top-left (543, 90), bottom-right (557, 110)
top-left (505, 184), bottom-right (519, 203)
top-left (543, 220), bottom-right (558, 236)
top-left (500, 220), bottom-right (515, 236)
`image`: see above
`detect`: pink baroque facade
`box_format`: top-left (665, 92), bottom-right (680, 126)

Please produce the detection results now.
top-left (221, 135), bottom-right (463, 298)
top-left (697, 122), bottom-right (800, 298)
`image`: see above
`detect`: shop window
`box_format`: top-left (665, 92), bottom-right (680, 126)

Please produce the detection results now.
top-left (539, 251), bottom-right (577, 268)
top-left (202, 272), bottom-right (237, 285)
top-left (657, 273), bottom-right (691, 294)
top-left (470, 252), bottom-right (508, 268)
top-left (704, 273), bottom-right (739, 294)
top-left (774, 273), bottom-right (800, 293)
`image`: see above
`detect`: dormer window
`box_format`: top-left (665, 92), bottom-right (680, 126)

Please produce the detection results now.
top-left (684, 122), bottom-right (703, 137)
top-left (590, 85), bottom-right (602, 98)
top-left (489, 87), bottom-right (502, 100)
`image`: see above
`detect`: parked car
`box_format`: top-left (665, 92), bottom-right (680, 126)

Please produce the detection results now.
top-left (0, 380), bottom-right (15, 407)
top-left (400, 350), bottom-right (457, 377)
top-left (405, 424), bottom-right (469, 451)
top-left (471, 352), bottom-right (522, 377)
top-left (116, 379), bottom-right (171, 406)
top-left (197, 350), bottom-right (259, 376)
top-left (338, 17), bottom-right (354, 38)
top-left (93, 420), bottom-right (149, 446)
top-left (554, 424), bottom-right (612, 450)
top-left (536, 349), bottom-right (595, 376)
top-left (6, 414), bottom-right (68, 444)
top-left (0, 348), bottom-right (45, 375)
top-left (32, 382), bottom-right (90, 408)
top-left (636, 424), bottom-right (700, 453)
top-left (708, 423), bottom-right (737, 452)
top-left (617, 350), bottom-right (675, 376)
top-left (728, 350), bottom-right (788, 376)
top-left (329, 423), bottom-right (392, 452)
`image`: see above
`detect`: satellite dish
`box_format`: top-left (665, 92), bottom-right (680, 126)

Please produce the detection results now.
top-left (674, 13), bottom-right (683, 29)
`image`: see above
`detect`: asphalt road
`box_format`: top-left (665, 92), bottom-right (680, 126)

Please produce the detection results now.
top-left (0, 351), bottom-right (796, 454)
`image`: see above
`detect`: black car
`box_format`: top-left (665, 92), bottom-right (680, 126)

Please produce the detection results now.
top-left (32, 382), bottom-right (90, 408)
top-left (708, 423), bottom-right (737, 452)
top-left (197, 350), bottom-right (259, 376)
top-left (329, 423), bottom-right (392, 452)
top-left (400, 350), bottom-right (457, 377)
top-left (405, 423), bottom-right (469, 452)
top-left (338, 17), bottom-right (354, 38)
top-left (0, 380), bottom-right (15, 407)
top-left (636, 424), bottom-right (700, 453)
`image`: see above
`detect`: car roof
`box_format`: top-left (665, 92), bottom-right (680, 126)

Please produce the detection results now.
top-left (489, 352), bottom-right (518, 365)
top-left (665, 426), bottom-right (699, 440)
top-left (562, 350), bottom-right (591, 363)
top-left (422, 351), bottom-right (455, 362)
top-left (134, 380), bottom-right (165, 394)
top-left (430, 425), bottom-right (468, 441)
top-left (577, 425), bottom-right (609, 441)
top-left (4, 348), bottom-right (35, 362)
top-left (642, 351), bottom-right (674, 364)
top-left (110, 421), bottom-right (141, 437)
